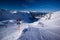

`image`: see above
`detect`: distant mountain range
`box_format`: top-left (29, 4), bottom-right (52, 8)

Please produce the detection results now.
top-left (0, 9), bottom-right (48, 23)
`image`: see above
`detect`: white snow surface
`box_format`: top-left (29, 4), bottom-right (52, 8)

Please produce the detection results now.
top-left (18, 11), bottom-right (60, 40)
top-left (0, 11), bottom-right (60, 40)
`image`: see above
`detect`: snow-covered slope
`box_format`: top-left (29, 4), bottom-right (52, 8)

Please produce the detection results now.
top-left (18, 27), bottom-right (60, 40)
top-left (18, 11), bottom-right (60, 40)
top-left (39, 11), bottom-right (60, 28)
top-left (0, 10), bottom-right (60, 40)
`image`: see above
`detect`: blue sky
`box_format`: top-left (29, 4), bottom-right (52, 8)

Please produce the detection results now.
top-left (0, 0), bottom-right (60, 12)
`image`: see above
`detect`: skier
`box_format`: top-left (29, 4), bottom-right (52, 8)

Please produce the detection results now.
top-left (17, 19), bottom-right (21, 33)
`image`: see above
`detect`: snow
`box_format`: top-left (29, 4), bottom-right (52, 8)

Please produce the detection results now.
top-left (0, 10), bottom-right (60, 40)
top-left (17, 27), bottom-right (60, 40)
top-left (18, 11), bottom-right (60, 40)
top-left (10, 10), bottom-right (17, 14)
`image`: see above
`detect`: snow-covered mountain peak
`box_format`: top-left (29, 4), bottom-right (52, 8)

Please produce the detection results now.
top-left (1, 10), bottom-right (60, 40)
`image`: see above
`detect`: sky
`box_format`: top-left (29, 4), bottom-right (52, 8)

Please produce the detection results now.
top-left (0, 0), bottom-right (60, 12)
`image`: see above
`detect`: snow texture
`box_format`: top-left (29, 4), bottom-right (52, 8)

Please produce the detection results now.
top-left (0, 10), bottom-right (60, 40)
